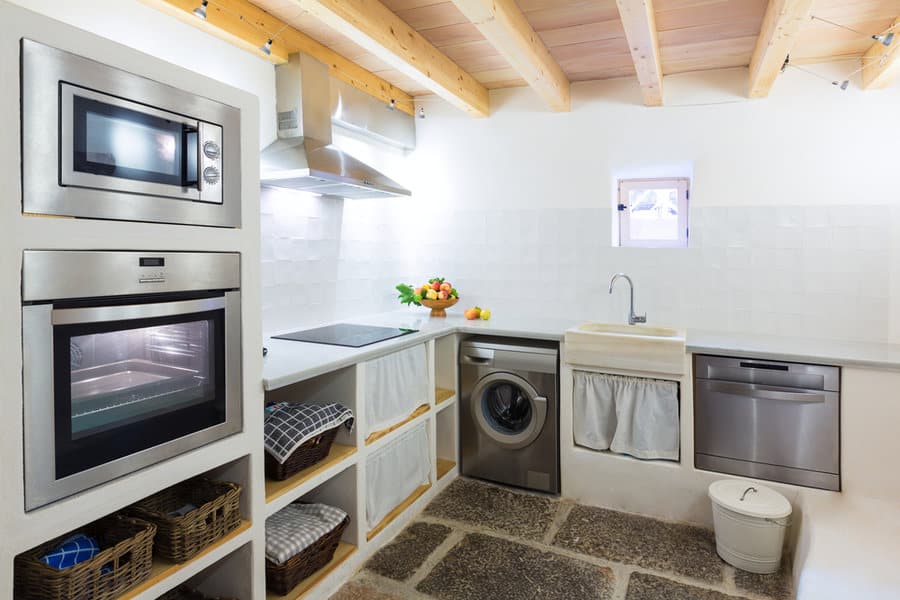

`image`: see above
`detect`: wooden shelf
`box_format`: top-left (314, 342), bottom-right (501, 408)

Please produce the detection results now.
top-left (265, 444), bottom-right (357, 506)
top-left (265, 542), bottom-right (357, 600)
top-left (366, 482), bottom-right (432, 541)
top-left (436, 458), bottom-right (456, 480)
top-left (120, 520), bottom-right (252, 600)
top-left (365, 404), bottom-right (430, 445)
top-left (435, 387), bottom-right (455, 405)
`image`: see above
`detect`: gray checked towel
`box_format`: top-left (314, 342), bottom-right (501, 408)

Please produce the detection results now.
top-left (265, 503), bottom-right (348, 565)
top-left (264, 402), bottom-right (354, 464)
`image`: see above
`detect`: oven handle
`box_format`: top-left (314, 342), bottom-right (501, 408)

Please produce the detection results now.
top-left (52, 296), bottom-right (226, 326)
top-left (706, 381), bottom-right (827, 403)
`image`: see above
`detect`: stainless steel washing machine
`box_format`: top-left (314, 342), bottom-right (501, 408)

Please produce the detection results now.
top-left (460, 337), bottom-right (559, 494)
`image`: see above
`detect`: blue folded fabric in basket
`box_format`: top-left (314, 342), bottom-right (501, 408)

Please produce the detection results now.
top-left (40, 534), bottom-right (100, 569)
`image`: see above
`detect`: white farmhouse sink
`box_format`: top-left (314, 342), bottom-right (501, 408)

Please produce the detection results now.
top-left (564, 322), bottom-right (686, 375)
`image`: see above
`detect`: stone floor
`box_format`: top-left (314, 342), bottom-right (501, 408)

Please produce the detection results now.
top-left (331, 478), bottom-right (793, 600)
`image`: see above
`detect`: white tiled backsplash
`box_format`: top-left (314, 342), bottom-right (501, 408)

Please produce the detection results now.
top-left (262, 185), bottom-right (897, 343)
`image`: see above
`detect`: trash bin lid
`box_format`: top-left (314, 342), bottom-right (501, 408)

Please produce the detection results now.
top-left (709, 480), bottom-right (792, 520)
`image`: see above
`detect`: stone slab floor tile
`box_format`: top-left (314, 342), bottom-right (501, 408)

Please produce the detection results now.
top-left (416, 532), bottom-right (614, 600)
top-left (553, 505), bottom-right (724, 583)
top-left (733, 562), bottom-right (793, 600)
top-left (423, 478), bottom-right (557, 541)
top-left (329, 581), bottom-right (406, 600)
top-left (365, 521), bottom-right (454, 581)
top-left (625, 573), bottom-right (752, 600)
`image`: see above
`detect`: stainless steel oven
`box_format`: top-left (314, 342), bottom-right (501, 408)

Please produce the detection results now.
top-left (22, 251), bottom-right (242, 510)
top-left (21, 39), bottom-right (241, 228)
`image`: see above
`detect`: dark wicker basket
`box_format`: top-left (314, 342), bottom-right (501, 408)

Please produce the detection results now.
top-left (265, 425), bottom-right (341, 481)
top-left (13, 515), bottom-right (156, 600)
top-left (265, 513), bottom-right (350, 596)
top-left (158, 584), bottom-right (238, 600)
top-left (129, 477), bottom-right (242, 563)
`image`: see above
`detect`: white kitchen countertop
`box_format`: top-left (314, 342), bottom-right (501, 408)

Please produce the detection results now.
top-left (262, 311), bottom-right (580, 390)
top-left (263, 311), bottom-right (900, 390)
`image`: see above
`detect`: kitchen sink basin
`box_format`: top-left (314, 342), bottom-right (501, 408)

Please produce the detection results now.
top-left (564, 322), bottom-right (686, 375)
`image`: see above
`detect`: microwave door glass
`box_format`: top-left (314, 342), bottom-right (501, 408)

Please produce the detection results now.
top-left (54, 311), bottom-right (226, 479)
top-left (73, 94), bottom-right (197, 188)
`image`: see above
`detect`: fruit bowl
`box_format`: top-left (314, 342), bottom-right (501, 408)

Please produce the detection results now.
top-left (419, 297), bottom-right (458, 317)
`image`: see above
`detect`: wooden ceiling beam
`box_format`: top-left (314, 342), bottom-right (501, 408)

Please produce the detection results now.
top-left (449, 0), bottom-right (570, 112)
top-left (294, 0), bottom-right (490, 117)
top-left (861, 17), bottom-right (900, 89)
top-left (615, 0), bottom-right (664, 106)
top-left (139, 0), bottom-right (415, 115)
top-left (748, 0), bottom-right (815, 98)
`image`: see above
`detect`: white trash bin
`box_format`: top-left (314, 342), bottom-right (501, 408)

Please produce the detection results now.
top-left (709, 480), bottom-right (792, 574)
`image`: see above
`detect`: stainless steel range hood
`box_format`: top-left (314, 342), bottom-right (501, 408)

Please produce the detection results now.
top-left (260, 53), bottom-right (412, 199)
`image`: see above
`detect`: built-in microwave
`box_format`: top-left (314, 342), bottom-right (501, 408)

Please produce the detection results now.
top-left (22, 251), bottom-right (242, 510)
top-left (21, 39), bottom-right (241, 228)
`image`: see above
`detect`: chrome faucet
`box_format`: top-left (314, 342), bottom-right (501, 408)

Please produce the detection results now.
top-left (608, 273), bottom-right (647, 325)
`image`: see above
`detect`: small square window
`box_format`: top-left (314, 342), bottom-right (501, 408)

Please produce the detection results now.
top-left (617, 177), bottom-right (690, 248)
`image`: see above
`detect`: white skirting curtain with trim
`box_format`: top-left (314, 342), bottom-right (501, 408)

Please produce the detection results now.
top-left (574, 371), bottom-right (679, 461)
top-left (364, 343), bottom-right (428, 437)
top-left (365, 422), bottom-right (431, 530)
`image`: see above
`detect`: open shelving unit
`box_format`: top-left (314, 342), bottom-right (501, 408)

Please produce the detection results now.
top-left (121, 521), bottom-right (253, 600)
top-left (265, 444), bottom-right (357, 514)
top-left (365, 404), bottom-right (430, 445)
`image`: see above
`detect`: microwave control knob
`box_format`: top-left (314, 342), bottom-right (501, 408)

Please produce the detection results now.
top-left (203, 166), bottom-right (221, 185)
top-left (203, 141), bottom-right (221, 160)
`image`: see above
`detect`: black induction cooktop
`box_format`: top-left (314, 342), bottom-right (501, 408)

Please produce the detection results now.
top-left (273, 324), bottom-right (418, 348)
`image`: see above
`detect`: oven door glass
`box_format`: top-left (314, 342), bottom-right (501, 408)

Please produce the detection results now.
top-left (53, 309), bottom-right (225, 479)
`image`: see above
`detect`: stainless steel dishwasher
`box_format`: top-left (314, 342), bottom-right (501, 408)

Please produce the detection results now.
top-left (694, 355), bottom-right (840, 491)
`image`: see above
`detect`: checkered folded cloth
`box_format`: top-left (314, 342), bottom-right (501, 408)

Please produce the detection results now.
top-left (265, 503), bottom-right (348, 565)
top-left (40, 534), bottom-right (100, 570)
top-left (264, 402), bottom-right (354, 464)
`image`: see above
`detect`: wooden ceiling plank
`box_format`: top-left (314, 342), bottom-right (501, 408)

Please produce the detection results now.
top-left (861, 16), bottom-right (900, 89)
top-left (140, 0), bottom-right (415, 115)
top-left (450, 0), bottom-right (571, 111)
top-left (615, 0), bottom-right (665, 105)
top-left (747, 0), bottom-right (815, 98)
top-left (294, 0), bottom-right (490, 116)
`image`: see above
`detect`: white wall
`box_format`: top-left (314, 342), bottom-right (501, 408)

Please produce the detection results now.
top-left (400, 67), bottom-right (900, 343)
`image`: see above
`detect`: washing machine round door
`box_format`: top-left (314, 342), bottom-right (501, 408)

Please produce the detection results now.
top-left (470, 372), bottom-right (547, 450)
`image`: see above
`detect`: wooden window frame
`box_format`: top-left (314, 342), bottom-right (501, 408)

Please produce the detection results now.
top-left (617, 177), bottom-right (690, 248)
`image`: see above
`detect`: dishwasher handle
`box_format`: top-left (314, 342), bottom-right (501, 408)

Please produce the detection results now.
top-left (707, 381), bottom-right (827, 403)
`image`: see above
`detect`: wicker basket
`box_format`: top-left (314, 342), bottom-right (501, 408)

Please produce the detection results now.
top-left (129, 477), bottom-right (242, 563)
top-left (14, 515), bottom-right (156, 600)
top-left (158, 585), bottom-right (238, 600)
top-left (265, 425), bottom-right (341, 481)
top-left (265, 513), bottom-right (350, 596)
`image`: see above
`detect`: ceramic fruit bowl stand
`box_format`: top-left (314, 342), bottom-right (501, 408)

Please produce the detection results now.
top-left (419, 297), bottom-right (458, 318)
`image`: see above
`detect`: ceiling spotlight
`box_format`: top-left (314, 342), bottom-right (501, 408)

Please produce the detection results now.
top-left (812, 15), bottom-right (894, 47)
top-left (835, 80), bottom-right (850, 90)
top-left (418, 107), bottom-right (425, 119)
top-left (387, 99), bottom-right (396, 111)
top-left (192, 0), bottom-right (208, 20)
top-left (784, 57), bottom-right (851, 91)
top-left (259, 39), bottom-right (273, 55)
top-left (873, 32), bottom-right (894, 47)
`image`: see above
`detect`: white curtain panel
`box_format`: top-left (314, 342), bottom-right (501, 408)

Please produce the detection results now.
top-left (365, 422), bottom-right (431, 530)
top-left (365, 343), bottom-right (428, 437)
top-left (574, 371), bottom-right (679, 461)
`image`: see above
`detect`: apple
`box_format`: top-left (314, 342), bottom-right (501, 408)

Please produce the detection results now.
top-left (413, 287), bottom-right (423, 297)
top-left (480, 309), bottom-right (492, 320)
top-left (431, 281), bottom-right (442, 291)
top-left (426, 289), bottom-right (439, 300)
top-left (464, 307), bottom-right (479, 320)
top-left (440, 282), bottom-right (452, 293)
top-left (438, 290), bottom-right (448, 300)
